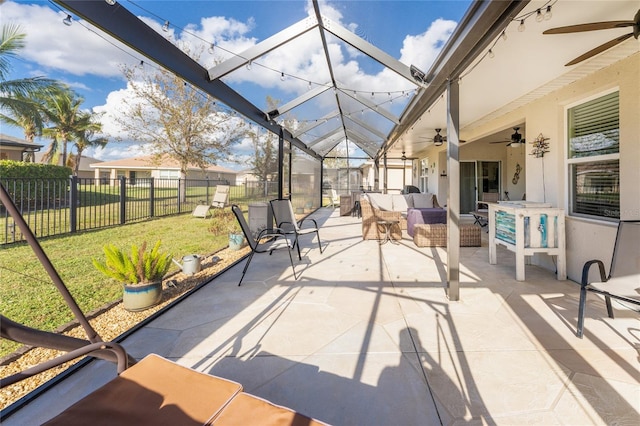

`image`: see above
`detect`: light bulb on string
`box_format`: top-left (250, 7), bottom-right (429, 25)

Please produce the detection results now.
top-left (501, 30), bottom-right (507, 41)
top-left (544, 5), bottom-right (552, 20)
top-left (488, 49), bottom-right (495, 59)
top-left (246, 61), bottom-right (252, 70)
top-left (517, 19), bottom-right (525, 32)
top-left (280, 72), bottom-right (285, 81)
top-left (535, 9), bottom-right (544, 23)
top-left (208, 43), bottom-right (215, 54)
top-left (63, 14), bottom-right (72, 26)
top-left (162, 20), bottom-right (170, 32)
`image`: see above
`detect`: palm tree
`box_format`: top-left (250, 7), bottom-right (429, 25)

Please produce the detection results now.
top-left (0, 24), bottom-right (61, 128)
top-left (41, 87), bottom-right (85, 166)
top-left (71, 112), bottom-right (107, 176)
top-left (0, 93), bottom-right (44, 161)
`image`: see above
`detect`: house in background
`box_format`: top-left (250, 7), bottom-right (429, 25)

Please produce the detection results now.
top-left (32, 152), bottom-right (103, 180)
top-left (0, 134), bottom-right (43, 162)
top-left (91, 154), bottom-right (237, 185)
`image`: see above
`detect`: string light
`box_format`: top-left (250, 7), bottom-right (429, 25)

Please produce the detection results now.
top-left (280, 72), bottom-right (285, 81)
top-left (63, 14), bottom-right (72, 26)
top-left (246, 61), bottom-right (252, 70)
top-left (535, 9), bottom-right (544, 23)
top-left (162, 20), bottom-right (170, 32)
top-left (208, 43), bottom-right (215, 54)
top-left (459, 1), bottom-right (556, 81)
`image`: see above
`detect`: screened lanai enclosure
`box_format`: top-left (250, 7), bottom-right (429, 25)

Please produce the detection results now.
top-left (53, 0), bottom-right (430, 209)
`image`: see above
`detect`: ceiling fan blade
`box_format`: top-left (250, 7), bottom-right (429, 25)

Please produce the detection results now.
top-left (543, 21), bottom-right (633, 35)
top-left (565, 33), bottom-right (633, 66)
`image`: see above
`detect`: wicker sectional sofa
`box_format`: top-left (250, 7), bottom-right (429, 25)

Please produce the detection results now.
top-left (361, 192), bottom-right (442, 240)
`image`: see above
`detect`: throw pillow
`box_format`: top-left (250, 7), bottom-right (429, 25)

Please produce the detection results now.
top-left (412, 193), bottom-right (434, 208)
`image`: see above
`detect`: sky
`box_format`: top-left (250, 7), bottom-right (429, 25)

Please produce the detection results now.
top-left (1, 0), bottom-right (471, 170)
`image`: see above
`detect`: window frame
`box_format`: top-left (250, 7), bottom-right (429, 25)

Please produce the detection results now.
top-left (564, 88), bottom-right (620, 221)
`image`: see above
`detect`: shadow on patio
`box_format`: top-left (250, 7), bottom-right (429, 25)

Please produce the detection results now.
top-left (4, 208), bottom-right (639, 425)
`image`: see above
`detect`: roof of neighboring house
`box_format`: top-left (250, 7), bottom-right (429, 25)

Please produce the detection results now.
top-left (0, 133), bottom-right (43, 150)
top-left (33, 152), bottom-right (103, 171)
top-left (91, 155), bottom-right (237, 174)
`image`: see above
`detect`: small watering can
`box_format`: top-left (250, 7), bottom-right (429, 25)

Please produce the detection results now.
top-left (172, 254), bottom-right (202, 275)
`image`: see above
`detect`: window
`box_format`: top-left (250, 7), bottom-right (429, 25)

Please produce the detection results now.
top-left (567, 91), bottom-right (619, 219)
top-left (420, 159), bottom-right (429, 192)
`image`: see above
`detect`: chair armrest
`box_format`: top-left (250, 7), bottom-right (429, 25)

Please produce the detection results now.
top-left (581, 259), bottom-right (607, 287)
top-left (0, 341), bottom-right (129, 388)
top-left (299, 218), bottom-right (318, 229)
top-left (256, 228), bottom-right (289, 240)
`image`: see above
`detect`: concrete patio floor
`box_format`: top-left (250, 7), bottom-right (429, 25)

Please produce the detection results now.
top-left (6, 207), bottom-right (639, 425)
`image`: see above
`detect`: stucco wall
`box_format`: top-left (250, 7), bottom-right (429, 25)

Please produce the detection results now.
top-left (463, 53), bottom-right (639, 282)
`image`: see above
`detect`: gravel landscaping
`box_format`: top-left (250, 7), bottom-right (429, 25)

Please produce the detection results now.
top-left (0, 245), bottom-right (250, 410)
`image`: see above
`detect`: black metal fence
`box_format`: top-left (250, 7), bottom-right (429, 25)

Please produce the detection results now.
top-left (1, 176), bottom-right (279, 245)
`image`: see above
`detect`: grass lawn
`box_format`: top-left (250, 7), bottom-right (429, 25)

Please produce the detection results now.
top-left (0, 210), bottom-right (243, 358)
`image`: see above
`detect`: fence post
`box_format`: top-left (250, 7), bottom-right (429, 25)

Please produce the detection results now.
top-left (69, 175), bottom-right (78, 233)
top-left (177, 178), bottom-right (181, 213)
top-left (120, 176), bottom-right (126, 225)
top-left (206, 176), bottom-right (210, 203)
top-left (150, 177), bottom-right (155, 218)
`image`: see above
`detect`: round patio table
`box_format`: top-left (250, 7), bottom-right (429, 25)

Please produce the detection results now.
top-left (377, 219), bottom-right (400, 245)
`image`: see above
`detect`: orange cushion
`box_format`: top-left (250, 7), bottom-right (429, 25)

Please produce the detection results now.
top-left (210, 392), bottom-right (327, 426)
top-left (44, 354), bottom-right (242, 426)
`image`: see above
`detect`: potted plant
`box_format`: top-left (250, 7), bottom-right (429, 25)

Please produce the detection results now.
top-left (93, 240), bottom-right (172, 311)
top-left (208, 207), bottom-right (245, 250)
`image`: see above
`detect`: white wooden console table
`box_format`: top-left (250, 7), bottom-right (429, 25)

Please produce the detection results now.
top-left (488, 201), bottom-right (566, 281)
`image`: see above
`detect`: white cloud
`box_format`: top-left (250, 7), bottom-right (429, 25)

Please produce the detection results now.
top-left (2, 1), bottom-right (137, 77)
top-left (400, 18), bottom-right (457, 71)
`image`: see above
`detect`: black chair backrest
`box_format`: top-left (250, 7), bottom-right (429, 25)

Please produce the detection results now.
top-left (231, 205), bottom-right (256, 250)
top-left (270, 199), bottom-right (298, 233)
top-left (610, 220), bottom-right (640, 279)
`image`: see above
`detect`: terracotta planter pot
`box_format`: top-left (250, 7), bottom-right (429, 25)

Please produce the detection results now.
top-left (123, 281), bottom-right (162, 312)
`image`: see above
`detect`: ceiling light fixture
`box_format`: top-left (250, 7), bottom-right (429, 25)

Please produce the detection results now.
top-left (63, 14), bottom-right (72, 26)
top-left (509, 127), bottom-right (524, 147)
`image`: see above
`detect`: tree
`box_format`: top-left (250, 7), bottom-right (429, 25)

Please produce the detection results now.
top-left (248, 126), bottom-right (278, 182)
top-left (0, 93), bottom-right (43, 162)
top-left (71, 112), bottom-right (107, 176)
top-left (0, 24), bottom-right (62, 153)
top-left (116, 62), bottom-right (247, 181)
top-left (40, 87), bottom-right (85, 167)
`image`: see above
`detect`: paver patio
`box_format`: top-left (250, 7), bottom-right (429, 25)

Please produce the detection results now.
top-left (5, 207), bottom-right (639, 425)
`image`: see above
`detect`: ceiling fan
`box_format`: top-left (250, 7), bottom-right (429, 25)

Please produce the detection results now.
top-left (418, 128), bottom-right (466, 146)
top-left (543, 8), bottom-right (640, 66)
top-left (490, 127), bottom-right (525, 147)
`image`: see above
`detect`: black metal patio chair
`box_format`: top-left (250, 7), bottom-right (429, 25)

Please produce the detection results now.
top-left (577, 220), bottom-right (640, 337)
top-left (269, 198), bottom-right (323, 260)
top-left (231, 204), bottom-right (298, 286)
